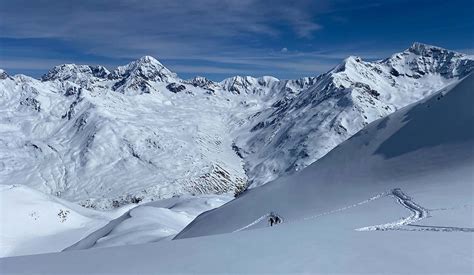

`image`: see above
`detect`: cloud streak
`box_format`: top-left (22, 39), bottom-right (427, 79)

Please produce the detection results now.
top-left (1, 0), bottom-right (472, 79)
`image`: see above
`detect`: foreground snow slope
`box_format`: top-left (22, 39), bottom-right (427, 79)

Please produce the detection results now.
top-left (0, 184), bottom-right (230, 257)
top-left (1, 204), bottom-right (471, 274)
top-left (176, 74), bottom-right (474, 238)
top-left (1, 74), bottom-right (472, 274)
top-left (0, 185), bottom-right (123, 257)
top-left (62, 194), bottom-right (232, 251)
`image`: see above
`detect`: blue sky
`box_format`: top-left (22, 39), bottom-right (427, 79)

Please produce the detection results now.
top-left (1, 0), bottom-right (473, 80)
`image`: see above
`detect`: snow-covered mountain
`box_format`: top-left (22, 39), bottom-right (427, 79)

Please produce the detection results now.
top-left (235, 43), bottom-right (474, 186)
top-left (0, 43), bottom-right (472, 209)
top-left (2, 67), bottom-right (472, 274)
top-left (177, 73), bottom-right (474, 238)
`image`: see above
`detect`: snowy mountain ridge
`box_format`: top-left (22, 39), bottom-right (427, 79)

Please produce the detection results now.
top-left (2, 64), bottom-right (472, 274)
top-left (0, 42), bottom-right (472, 208)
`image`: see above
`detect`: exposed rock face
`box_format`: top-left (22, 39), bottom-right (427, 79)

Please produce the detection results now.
top-left (166, 83), bottom-right (186, 93)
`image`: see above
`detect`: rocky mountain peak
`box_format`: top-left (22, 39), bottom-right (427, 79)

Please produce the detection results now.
top-left (220, 76), bottom-right (279, 95)
top-left (407, 42), bottom-right (454, 56)
top-left (184, 76), bottom-right (219, 92)
top-left (110, 55), bottom-right (177, 82)
top-left (0, 69), bottom-right (10, 80)
top-left (41, 64), bottom-right (110, 82)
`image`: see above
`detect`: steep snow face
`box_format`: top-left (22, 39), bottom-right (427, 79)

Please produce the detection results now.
top-left (0, 43), bottom-right (472, 209)
top-left (236, 43), bottom-right (474, 187)
top-left (176, 74), bottom-right (474, 239)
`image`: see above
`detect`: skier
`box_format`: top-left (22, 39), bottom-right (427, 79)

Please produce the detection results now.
top-left (269, 216), bottom-right (275, 227)
top-left (274, 215), bottom-right (281, 225)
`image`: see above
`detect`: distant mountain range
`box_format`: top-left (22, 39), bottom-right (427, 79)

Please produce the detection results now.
top-left (0, 42), bottom-right (472, 209)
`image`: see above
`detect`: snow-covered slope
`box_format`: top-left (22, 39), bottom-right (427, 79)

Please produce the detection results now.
top-left (0, 185), bottom-right (121, 257)
top-left (63, 194), bottom-right (231, 251)
top-left (1, 69), bottom-right (472, 275)
top-left (0, 183), bottom-right (230, 257)
top-left (235, 43), bottom-right (474, 187)
top-left (0, 63), bottom-right (246, 209)
top-left (176, 74), bottom-right (474, 238)
top-left (0, 43), bottom-right (472, 209)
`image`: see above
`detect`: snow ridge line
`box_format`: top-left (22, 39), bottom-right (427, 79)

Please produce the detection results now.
top-left (404, 224), bottom-right (474, 232)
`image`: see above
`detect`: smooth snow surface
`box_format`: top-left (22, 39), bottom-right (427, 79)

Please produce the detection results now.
top-left (0, 185), bottom-right (122, 257)
top-left (1, 71), bottom-right (472, 274)
top-left (64, 194), bottom-right (231, 250)
top-left (0, 186), bottom-right (230, 257)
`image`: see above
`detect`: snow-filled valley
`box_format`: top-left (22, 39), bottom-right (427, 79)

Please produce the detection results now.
top-left (0, 43), bottom-right (473, 273)
top-left (1, 59), bottom-right (472, 274)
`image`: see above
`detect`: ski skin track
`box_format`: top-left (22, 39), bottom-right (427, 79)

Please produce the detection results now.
top-left (231, 188), bottom-right (473, 233)
top-left (67, 188), bottom-right (473, 250)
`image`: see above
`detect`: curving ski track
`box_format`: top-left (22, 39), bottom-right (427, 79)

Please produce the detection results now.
top-left (233, 188), bottom-right (473, 234)
top-left (356, 188), bottom-right (473, 232)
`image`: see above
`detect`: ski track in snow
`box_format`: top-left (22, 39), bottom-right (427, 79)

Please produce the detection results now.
top-left (355, 188), bottom-right (473, 232)
top-left (233, 214), bottom-right (271, 233)
top-left (234, 188), bottom-right (473, 233)
top-left (302, 192), bottom-right (388, 222)
top-left (355, 188), bottom-right (430, 231)
top-left (232, 192), bottom-right (388, 232)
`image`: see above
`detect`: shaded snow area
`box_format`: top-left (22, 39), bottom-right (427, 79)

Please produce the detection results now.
top-left (1, 66), bottom-right (472, 273)
top-left (0, 184), bottom-right (231, 257)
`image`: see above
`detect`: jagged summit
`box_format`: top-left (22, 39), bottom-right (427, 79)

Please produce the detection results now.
top-left (220, 75), bottom-right (279, 95)
top-left (331, 56), bottom-right (364, 73)
top-left (0, 68), bottom-right (9, 80)
top-left (407, 42), bottom-right (459, 55)
top-left (41, 64), bottom-right (110, 82)
top-left (110, 55), bottom-right (177, 82)
top-left (185, 76), bottom-right (219, 91)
